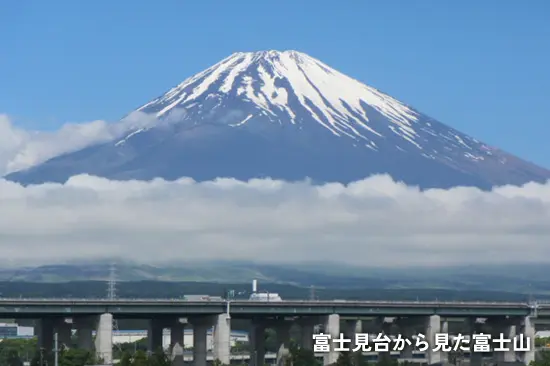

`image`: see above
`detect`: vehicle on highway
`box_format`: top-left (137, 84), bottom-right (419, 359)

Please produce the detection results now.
top-left (248, 292), bottom-right (283, 301)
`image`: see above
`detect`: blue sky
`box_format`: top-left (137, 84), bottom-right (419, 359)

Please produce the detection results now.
top-left (1, 0), bottom-right (549, 167)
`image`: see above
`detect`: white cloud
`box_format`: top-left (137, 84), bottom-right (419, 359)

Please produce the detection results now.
top-left (0, 111), bottom-right (185, 176)
top-left (0, 174), bottom-right (549, 266)
top-left (1, 111), bottom-right (549, 267)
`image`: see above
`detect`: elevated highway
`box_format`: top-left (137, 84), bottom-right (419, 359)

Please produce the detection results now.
top-left (0, 298), bottom-right (536, 318)
top-left (0, 298), bottom-right (539, 366)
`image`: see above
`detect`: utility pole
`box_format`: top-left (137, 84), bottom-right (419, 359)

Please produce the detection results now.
top-left (54, 332), bottom-right (59, 366)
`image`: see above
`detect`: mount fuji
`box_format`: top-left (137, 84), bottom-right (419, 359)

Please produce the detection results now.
top-left (6, 50), bottom-right (550, 189)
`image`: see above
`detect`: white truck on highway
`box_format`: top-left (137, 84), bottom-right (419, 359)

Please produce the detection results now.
top-left (248, 292), bottom-right (283, 301)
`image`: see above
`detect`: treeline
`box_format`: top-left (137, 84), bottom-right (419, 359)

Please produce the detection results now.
top-left (0, 281), bottom-right (533, 301)
top-left (0, 336), bottom-right (414, 366)
top-left (0, 339), bottom-right (100, 366)
top-left (4, 336), bottom-right (550, 366)
top-left (112, 328), bottom-right (283, 356)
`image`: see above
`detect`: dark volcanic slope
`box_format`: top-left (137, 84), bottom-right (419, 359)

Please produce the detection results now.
top-left (6, 50), bottom-right (550, 189)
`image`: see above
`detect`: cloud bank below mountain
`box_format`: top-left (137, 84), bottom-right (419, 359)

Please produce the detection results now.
top-left (0, 173), bottom-right (549, 266)
top-left (1, 112), bottom-right (549, 267)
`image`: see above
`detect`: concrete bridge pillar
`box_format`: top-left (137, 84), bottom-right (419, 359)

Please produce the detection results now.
top-left (170, 320), bottom-right (185, 366)
top-left (323, 314), bottom-right (340, 366)
top-left (170, 321), bottom-right (185, 348)
top-left (147, 319), bottom-right (165, 354)
top-left (492, 322), bottom-right (517, 363)
top-left (249, 320), bottom-right (266, 366)
top-left (441, 318), bottom-right (449, 364)
top-left (396, 317), bottom-right (420, 360)
top-left (469, 318), bottom-right (484, 366)
top-left (298, 317), bottom-right (317, 351)
top-left (54, 318), bottom-right (73, 348)
top-left (191, 318), bottom-right (209, 366)
top-left (170, 343), bottom-right (184, 366)
top-left (519, 316), bottom-right (535, 365)
top-left (377, 318), bottom-right (393, 363)
top-left (486, 317), bottom-right (519, 364)
top-left (275, 322), bottom-right (292, 366)
top-left (400, 326), bottom-right (414, 359)
top-left (342, 319), bottom-right (362, 352)
top-left (95, 313), bottom-right (113, 365)
top-left (213, 313), bottom-right (231, 365)
top-left (425, 315), bottom-right (443, 365)
top-left (36, 318), bottom-right (55, 353)
top-left (74, 317), bottom-right (94, 350)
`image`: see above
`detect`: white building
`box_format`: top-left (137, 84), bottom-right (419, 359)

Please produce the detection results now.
top-left (0, 322), bottom-right (34, 338)
top-left (112, 328), bottom-right (248, 349)
top-left (0, 321), bottom-right (248, 349)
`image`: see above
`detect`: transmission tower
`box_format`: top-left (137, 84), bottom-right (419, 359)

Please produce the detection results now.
top-left (106, 262), bottom-right (121, 352)
top-left (107, 263), bottom-right (117, 300)
top-left (309, 285), bottom-right (316, 300)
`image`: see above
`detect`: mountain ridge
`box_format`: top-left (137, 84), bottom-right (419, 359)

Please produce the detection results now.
top-left (6, 50), bottom-right (550, 189)
top-left (1, 262), bottom-right (550, 296)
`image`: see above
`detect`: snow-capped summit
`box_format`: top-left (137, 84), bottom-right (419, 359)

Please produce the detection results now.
top-left (135, 50), bottom-right (418, 141)
top-left (6, 50), bottom-right (550, 189)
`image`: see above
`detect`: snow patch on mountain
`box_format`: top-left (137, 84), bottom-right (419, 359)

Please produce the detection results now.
top-left (125, 50), bottom-right (500, 167)
top-left (134, 50), bottom-right (421, 142)
top-left (5, 50), bottom-right (549, 189)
